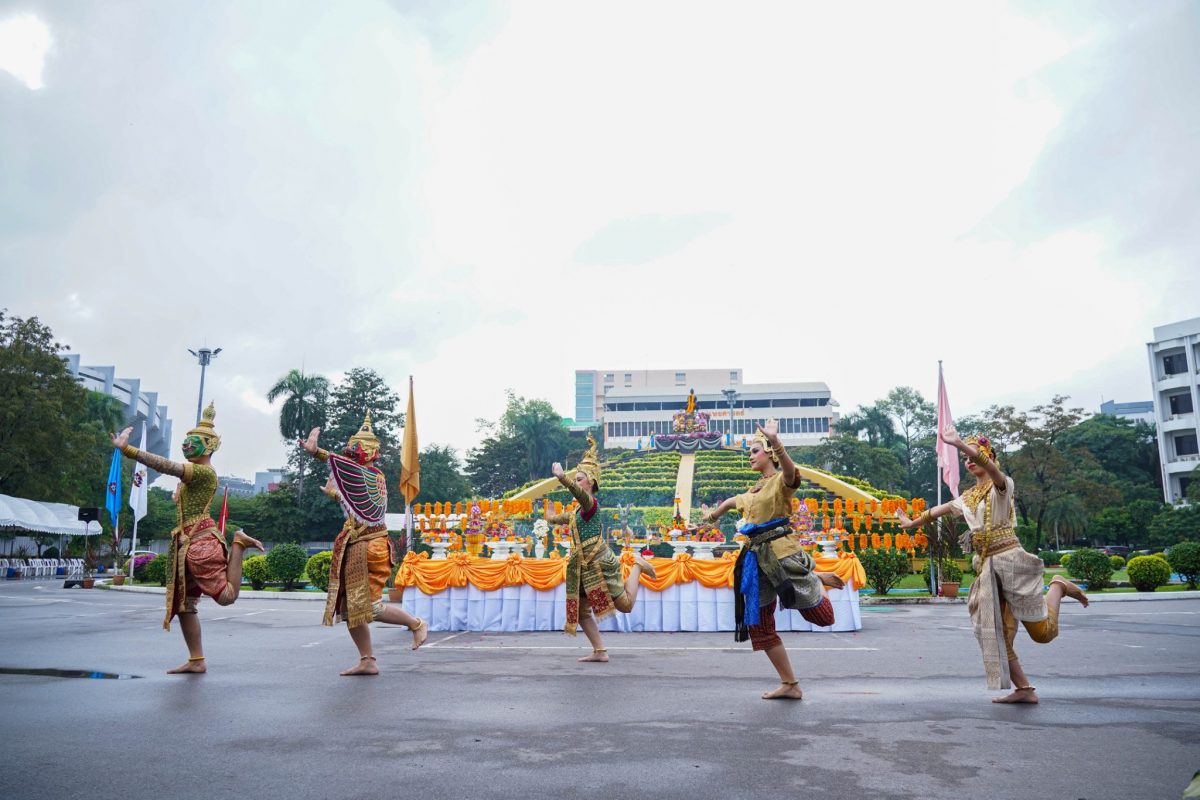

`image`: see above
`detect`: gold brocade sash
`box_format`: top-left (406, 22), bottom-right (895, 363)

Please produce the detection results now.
top-left (564, 529), bottom-right (615, 635)
top-left (966, 525), bottom-right (1019, 690)
top-left (323, 519), bottom-right (388, 627)
top-left (163, 517), bottom-right (221, 630)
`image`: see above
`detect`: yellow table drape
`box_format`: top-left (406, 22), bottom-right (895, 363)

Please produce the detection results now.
top-left (397, 549), bottom-right (865, 595)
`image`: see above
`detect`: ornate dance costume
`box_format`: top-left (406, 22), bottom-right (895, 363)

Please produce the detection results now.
top-left (119, 403), bottom-right (233, 629)
top-left (951, 454), bottom-right (1057, 689)
top-left (548, 437), bottom-right (626, 635)
top-left (731, 433), bottom-right (834, 649)
top-left (311, 414), bottom-right (394, 629)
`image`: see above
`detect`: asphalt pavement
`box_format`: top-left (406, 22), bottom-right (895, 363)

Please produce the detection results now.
top-left (1, 580), bottom-right (1197, 800)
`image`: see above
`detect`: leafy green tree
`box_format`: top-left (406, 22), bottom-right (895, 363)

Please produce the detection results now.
top-left (266, 369), bottom-right (330, 499)
top-left (982, 396), bottom-right (1119, 552)
top-left (499, 391), bottom-right (572, 482)
top-left (879, 386), bottom-right (936, 500)
top-left (324, 367), bottom-right (405, 511)
top-left (466, 433), bottom-right (529, 498)
top-left (1088, 506), bottom-right (1131, 547)
top-left (1147, 505), bottom-right (1200, 550)
top-left (836, 404), bottom-right (897, 448)
top-left (1058, 414), bottom-right (1162, 495)
top-left (1044, 495), bottom-right (1091, 548)
top-left (805, 434), bottom-right (904, 493)
top-left (414, 444), bottom-right (471, 503)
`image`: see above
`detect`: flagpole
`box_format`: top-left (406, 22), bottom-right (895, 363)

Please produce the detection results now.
top-left (933, 361), bottom-right (942, 597)
top-left (129, 516), bottom-right (138, 585)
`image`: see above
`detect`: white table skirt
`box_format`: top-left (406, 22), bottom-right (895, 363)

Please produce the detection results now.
top-left (400, 581), bottom-right (861, 632)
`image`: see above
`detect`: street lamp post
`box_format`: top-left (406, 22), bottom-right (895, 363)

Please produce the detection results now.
top-left (721, 388), bottom-right (738, 447)
top-left (187, 347), bottom-right (222, 424)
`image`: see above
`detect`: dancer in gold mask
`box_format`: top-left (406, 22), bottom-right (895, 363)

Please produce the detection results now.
top-left (111, 403), bottom-right (263, 673)
top-left (301, 414), bottom-right (426, 676)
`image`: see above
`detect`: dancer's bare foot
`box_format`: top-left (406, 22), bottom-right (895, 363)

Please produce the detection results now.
top-left (340, 656), bottom-right (379, 676)
top-left (233, 530), bottom-right (265, 551)
top-left (818, 572), bottom-right (845, 590)
top-left (1051, 576), bottom-right (1088, 607)
top-left (992, 686), bottom-right (1038, 704)
top-left (578, 649), bottom-right (609, 663)
top-left (410, 619), bottom-right (428, 650)
top-left (633, 554), bottom-right (657, 580)
top-left (167, 658), bottom-right (206, 674)
top-left (762, 681), bottom-right (803, 700)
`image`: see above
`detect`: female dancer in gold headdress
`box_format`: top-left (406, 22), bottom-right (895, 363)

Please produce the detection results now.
top-left (702, 420), bottom-right (844, 700)
top-left (301, 415), bottom-right (426, 676)
top-left (897, 428), bottom-right (1088, 703)
top-left (546, 434), bottom-right (657, 662)
top-left (111, 403), bottom-right (264, 673)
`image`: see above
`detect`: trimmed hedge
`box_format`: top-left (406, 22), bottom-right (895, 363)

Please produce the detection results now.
top-left (266, 543), bottom-right (308, 591)
top-left (305, 551), bottom-right (333, 593)
top-left (1126, 555), bottom-right (1171, 592)
top-left (242, 555), bottom-right (268, 590)
top-left (1038, 550), bottom-right (1058, 567)
top-left (1167, 541), bottom-right (1200, 590)
top-left (143, 554), bottom-right (168, 586)
top-left (859, 549), bottom-right (909, 595)
top-left (1066, 548), bottom-right (1113, 591)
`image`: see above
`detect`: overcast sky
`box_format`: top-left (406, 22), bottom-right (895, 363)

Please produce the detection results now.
top-left (2, 0), bottom-right (1198, 483)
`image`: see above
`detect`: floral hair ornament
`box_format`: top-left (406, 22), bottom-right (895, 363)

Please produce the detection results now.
top-left (964, 434), bottom-right (996, 462)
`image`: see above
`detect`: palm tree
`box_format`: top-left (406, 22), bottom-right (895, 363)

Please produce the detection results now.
top-left (266, 369), bottom-right (330, 498)
top-left (1044, 495), bottom-right (1089, 551)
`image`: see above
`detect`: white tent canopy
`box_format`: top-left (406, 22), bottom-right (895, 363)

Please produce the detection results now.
top-left (0, 493), bottom-right (95, 536)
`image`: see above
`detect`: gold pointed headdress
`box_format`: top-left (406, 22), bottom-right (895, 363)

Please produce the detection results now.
top-left (186, 401), bottom-right (221, 453)
top-left (572, 432), bottom-right (601, 487)
top-left (348, 411), bottom-right (381, 458)
top-left (752, 424), bottom-right (779, 465)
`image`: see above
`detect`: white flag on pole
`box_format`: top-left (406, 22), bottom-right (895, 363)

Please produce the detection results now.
top-left (129, 425), bottom-right (148, 522)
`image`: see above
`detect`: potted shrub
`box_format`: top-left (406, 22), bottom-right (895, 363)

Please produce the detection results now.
top-left (938, 559), bottom-right (964, 598)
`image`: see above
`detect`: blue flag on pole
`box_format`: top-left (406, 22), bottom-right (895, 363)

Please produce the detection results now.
top-left (105, 447), bottom-right (122, 529)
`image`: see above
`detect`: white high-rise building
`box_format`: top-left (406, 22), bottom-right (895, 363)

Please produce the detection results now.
top-left (1146, 317), bottom-right (1200, 504)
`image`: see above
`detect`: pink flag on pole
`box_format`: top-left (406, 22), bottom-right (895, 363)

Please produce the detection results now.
top-left (936, 363), bottom-right (961, 498)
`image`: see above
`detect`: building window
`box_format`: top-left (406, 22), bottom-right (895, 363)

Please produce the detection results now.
top-left (772, 398), bottom-right (799, 407)
top-left (1169, 393), bottom-right (1194, 416)
top-left (730, 371), bottom-right (739, 383)
top-left (624, 372), bottom-right (632, 386)
top-left (1175, 433), bottom-right (1199, 457)
top-left (675, 372), bottom-right (686, 385)
top-left (1163, 353), bottom-right (1187, 376)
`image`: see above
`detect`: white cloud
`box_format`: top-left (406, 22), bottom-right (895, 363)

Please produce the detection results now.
top-left (0, 13), bottom-right (51, 90)
top-left (3, 1), bottom-right (1196, 482)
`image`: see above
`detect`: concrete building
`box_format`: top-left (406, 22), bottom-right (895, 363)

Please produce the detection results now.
top-left (254, 468), bottom-right (284, 495)
top-left (62, 353), bottom-right (173, 479)
top-left (217, 476), bottom-right (255, 498)
top-left (1099, 400), bottom-right (1156, 427)
top-left (600, 381), bottom-right (836, 450)
top-left (575, 368), bottom-right (741, 425)
top-left (1146, 317), bottom-right (1200, 504)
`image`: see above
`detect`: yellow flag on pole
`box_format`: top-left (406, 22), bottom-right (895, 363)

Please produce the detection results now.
top-left (399, 375), bottom-right (420, 504)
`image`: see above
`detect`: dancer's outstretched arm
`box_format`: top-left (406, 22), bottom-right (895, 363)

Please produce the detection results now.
top-left (111, 426), bottom-right (189, 480)
top-left (550, 462), bottom-right (596, 515)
